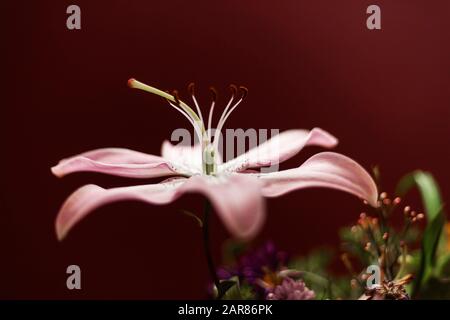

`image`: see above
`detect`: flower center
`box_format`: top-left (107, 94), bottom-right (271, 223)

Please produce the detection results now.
top-left (128, 79), bottom-right (247, 175)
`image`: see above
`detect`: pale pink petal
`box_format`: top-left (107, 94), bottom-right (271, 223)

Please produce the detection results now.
top-left (256, 152), bottom-right (378, 207)
top-left (51, 148), bottom-right (190, 178)
top-left (161, 141), bottom-right (203, 173)
top-left (55, 175), bottom-right (265, 241)
top-left (188, 175), bottom-right (264, 240)
top-left (161, 140), bottom-right (222, 174)
top-left (220, 128), bottom-right (338, 173)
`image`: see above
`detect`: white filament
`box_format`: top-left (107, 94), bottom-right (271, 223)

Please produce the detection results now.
top-left (212, 97), bottom-right (244, 153)
top-left (215, 94), bottom-right (235, 136)
top-left (168, 101), bottom-right (203, 144)
top-left (207, 101), bottom-right (215, 142)
top-left (191, 94), bottom-right (205, 130)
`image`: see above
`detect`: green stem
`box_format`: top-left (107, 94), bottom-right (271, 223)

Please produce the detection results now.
top-left (366, 225), bottom-right (381, 258)
top-left (202, 200), bottom-right (222, 299)
top-left (384, 237), bottom-right (393, 281)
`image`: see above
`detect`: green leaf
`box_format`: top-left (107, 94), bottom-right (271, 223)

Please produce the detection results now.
top-left (396, 171), bottom-right (446, 296)
top-left (217, 276), bottom-right (246, 300)
top-left (437, 253), bottom-right (450, 277)
top-left (396, 171), bottom-right (443, 222)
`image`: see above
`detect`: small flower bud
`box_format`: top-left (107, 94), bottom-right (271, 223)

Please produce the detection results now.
top-left (404, 206), bottom-right (411, 215)
top-left (358, 213), bottom-right (370, 229)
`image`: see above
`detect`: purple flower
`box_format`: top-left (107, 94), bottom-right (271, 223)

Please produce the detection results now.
top-left (218, 241), bottom-right (288, 285)
top-left (267, 278), bottom-right (315, 300)
top-left (239, 241), bottom-right (288, 285)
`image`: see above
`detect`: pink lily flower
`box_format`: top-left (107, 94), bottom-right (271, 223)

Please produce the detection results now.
top-left (51, 79), bottom-right (378, 241)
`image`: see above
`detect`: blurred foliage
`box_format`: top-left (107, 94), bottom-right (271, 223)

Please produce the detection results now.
top-left (396, 171), bottom-right (447, 297)
top-left (222, 239), bottom-right (248, 265)
top-left (288, 249), bottom-right (354, 299)
top-left (288, 170), bottom-right (450, 299)
top-left (217, 170), bottom-right (449, 300)
top-left (218, 277), bottom-right (256, 300)
top-left (288, 248), bottom-right (333, 276)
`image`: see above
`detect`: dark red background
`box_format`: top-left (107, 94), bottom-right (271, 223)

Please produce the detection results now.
top-left (2, 0), bottom-right (449, 299)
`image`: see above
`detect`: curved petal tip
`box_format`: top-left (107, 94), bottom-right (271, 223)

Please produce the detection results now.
top-left (51, 165), bottom-right (64, 178)
top-left (259, 152), bottom-right (378, 207)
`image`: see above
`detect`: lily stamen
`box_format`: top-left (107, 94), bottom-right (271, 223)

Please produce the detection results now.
top-left (188, 82), bottom-right (205, 127)
top-left (207, 86), bottom-right (218, 141)
top-left (217, 84), bottom-right (237, 126)
top-left (172, 89), bottom-right (181, 104)
top-left (213, 85), bottom-right (248, 153)
top-left (166, 99), bottom-right (204, 144)
top-left (209, 85), bottom-right (236, 149)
